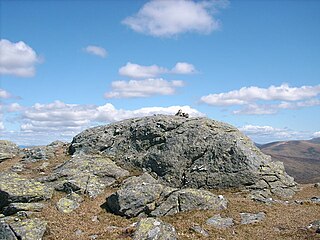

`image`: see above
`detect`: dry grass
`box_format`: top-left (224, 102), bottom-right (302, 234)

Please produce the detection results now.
top-left (1, 153), bottom-right (320, 240)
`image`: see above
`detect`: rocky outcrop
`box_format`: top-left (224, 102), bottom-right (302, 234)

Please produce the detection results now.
top-left (9, 218), bottom-right (47, 240)
top-left (0, 172), bottom-right (52, 210)
top-left (133, 218), bottom-right (177, 240)
top-left (70, 115), bottom-right (297, 198)
top-left (22, 140), bottom-right (69, 162)
top-left (106, 173), bottom-right (227, 218)
top-left (240, 212), bottom-right (266, 225)
top-left (0, 140), bottom-right (20, 163)
top-left (40, 154), bottom-right (129, 198)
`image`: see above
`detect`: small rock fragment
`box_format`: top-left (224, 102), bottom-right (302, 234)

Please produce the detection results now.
top-left (240, 212), bottom-right (266, 225)
top-left (206, 214), bottom-right (234, 228)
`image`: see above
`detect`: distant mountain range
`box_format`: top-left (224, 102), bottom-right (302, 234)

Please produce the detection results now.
top-left (258, 138), bottom-right (320, 184)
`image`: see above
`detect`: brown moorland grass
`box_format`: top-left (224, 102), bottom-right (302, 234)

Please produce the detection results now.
top-left (1, 153), bottom-right (319, 240)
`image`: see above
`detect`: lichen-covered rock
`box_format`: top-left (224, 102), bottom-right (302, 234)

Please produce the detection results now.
top-left (56, 192), bottom-right (83, 213)
top-left (0, 172), bottom-right (53, 209)
top-left (106, 173), bottom-right (227, 218)
top-left (206, 214), bottom-right (234, 228)
top-left (9, 218), bottom-right (47, 240)
top-left (2, 203), bottom-right (45, 216)
top-left (22, 140), bottom-right (69, 162)
top-left (240, 212), bottom-right (266, 225)
top-left (41, 154), bottom-right (129, 198)
top-left (69, 115), bottom-right (297, 198)
top-left (133, 218), bottom-right (177, 240)
top-left (0, 222), bottom-right (18, 240)
top-left (0, 140), bottom-right (20, 163)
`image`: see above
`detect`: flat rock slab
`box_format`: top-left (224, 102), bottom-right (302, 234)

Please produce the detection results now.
top-left (240, 212), bottom-right (266, 225)
top-left (41, 154), bottom-right (129, 198)
top-left (133, 218), bottom-right (177, 240)
top-left (0, 172), bottom-right (53, 209)
top-left (10, 218), bottom-right (47, 240)
top-left (106, 173), bottom-right (227, 218)
top-left (206, 214), bottom-right (234, 228)
top-left (3, 203), bottom-right (45, 216)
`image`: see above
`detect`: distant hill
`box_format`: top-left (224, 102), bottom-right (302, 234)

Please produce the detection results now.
top-left (258, 138), bottom-right (320, 183)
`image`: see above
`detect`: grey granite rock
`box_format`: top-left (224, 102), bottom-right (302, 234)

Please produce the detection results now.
top-left (240, 212), bottom-right (266, 225)
top-left (0, 172), bottom-right (52, 209)
top-left (133, 218), bottom-right (177, 240)
top-left (10, 218), bottom-right (47, 240)
top-left (2, 203), bottom-right (45, 216)
top-left (0, 222), bottom-right (17, 240)
top-left (0, 141), bottom-right (20, 163)
top-left (206, 214), bottom-right (234, 228)
top-left (69, 115), bottom-right (297, 198)
top-left (106, 173), bottom-right (227, 218)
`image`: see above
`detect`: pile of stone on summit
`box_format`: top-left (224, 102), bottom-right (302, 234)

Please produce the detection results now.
top-left (1, 112), bottom-right (309, 239)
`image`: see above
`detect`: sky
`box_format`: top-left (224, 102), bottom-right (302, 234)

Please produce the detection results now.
top-left (0, 0), bottom-right (320, 146)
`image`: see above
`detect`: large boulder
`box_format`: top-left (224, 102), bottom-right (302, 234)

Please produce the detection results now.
top-left (70, 115), bottom-right (297, 198)
top-left (106, 173), bottom-right (227, 218)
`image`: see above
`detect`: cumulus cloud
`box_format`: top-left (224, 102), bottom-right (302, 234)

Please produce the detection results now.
top-left (1, 102), bottom-right (204, 145)
top-left (122, 0), bottom-right (228, 37)
top-left (119, 62), bottom-right (196, 78)
top-left (239, 125), bottom-right (310, 143)
top-left (201, 84), bottom-right (320, 115)
top-left (104, 78), bottom-right (184, 98)
top-left (84, 45), bottom-right (107, 58)
top-left (119, 62), bottom-right (168, 78)
top-left (0, 89), bottom-right (12, 99)
top-left (171, 62), bottom-right (196, 74)
top-left (0, 39), bottom-right (40, 77)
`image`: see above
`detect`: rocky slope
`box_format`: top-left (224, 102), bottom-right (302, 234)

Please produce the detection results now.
top-left (0, 115), bottom-right (319, 240)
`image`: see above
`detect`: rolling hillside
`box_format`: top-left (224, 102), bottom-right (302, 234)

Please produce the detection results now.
top-left (259, 138), bottom-right (320, 183)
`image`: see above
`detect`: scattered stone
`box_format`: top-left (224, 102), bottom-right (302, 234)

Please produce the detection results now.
top-left (206, 214), bottom-right (234, 228)
top-left (56, 193), bottom-right (83, 214)
top-left (10, 163), bottom-right (24, 173)
top-left (75, 229), bottom-right (83, 236)
top-left (310, 197), bottom-right (320, 204)
top-left (314, 183), bottom-right (320, 188)
top-left (2, 203), bottom-right (45, 216)
top-left (106, 173), bottom-right (227, 218)
top-left (133, 218), bottom-right (177, 240)
top-left (190, 224), bottom-right (210, 237)
top-left (10, 218), bottom-right (47, 240)
top-left (175, 109), bottom-right (189, 118)
top-left (0, 222), bottom-right (18, 240)
top-left (45, 154), bottom-right (129, 198)
top-left (0, 140), bottom-right (20, 163)
top-left (89, 234), bottom-right (98, 240)
top-left (70, 115), bottom-right (297, 198)
top-left (307, 220), bottom-right (320, 234)
top-left (240, 212), bottom-right (266, 225)
top-left (0, 172), bottom-right (53, 209)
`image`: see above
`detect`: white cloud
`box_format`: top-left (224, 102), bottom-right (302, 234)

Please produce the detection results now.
top-left (84, 45), bottom-right (107, 58)
top-left (313, 131), bottom-right (320, 138)
top-left (0, 89), bottom-right (12, 99)
top-left (122, 0), bottom-right (228, 37)
top-left (104, 78), bottom-right (184, 98)
top-left (201, 84), bottom-right (320, 106)
top-left (239, 125), bottom-right (310, 143)
top-left (201, 84), bottom-right (320, 115)
top-left (0, 122), bottom-right (4, 130)
top-left (119, 62), bottom-right (168, 78)
top-left (119, 62), bottom-right (196, 78)
top-left (171, 62), bottom-right (196, 74)
top-left (1, 102), bottom-right (204, 145)
top-left (7, 103), bottom-right (24, 112)
top-left (0, 39), bottom-right (40, 77)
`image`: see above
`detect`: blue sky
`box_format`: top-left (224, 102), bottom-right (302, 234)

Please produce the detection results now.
top-left (1, 0), bottom-right (320, 145)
